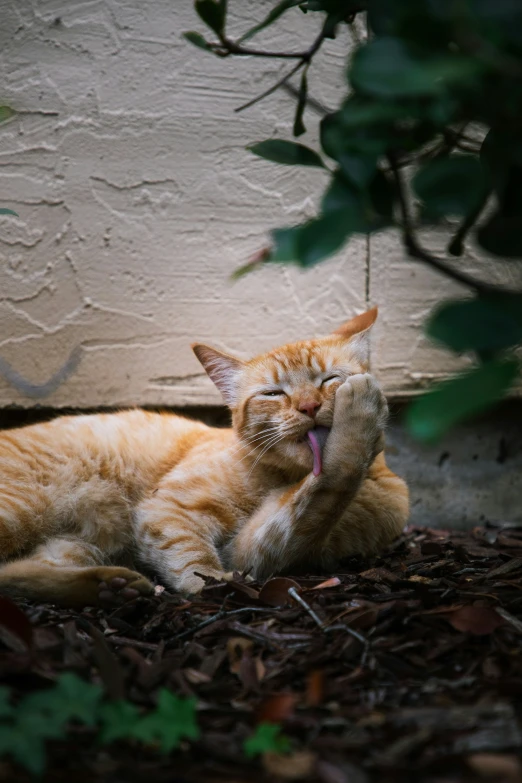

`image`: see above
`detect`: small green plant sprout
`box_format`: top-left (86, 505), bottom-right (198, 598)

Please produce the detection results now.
top-left (243, 722), bottom-right (292, 758)
top-left (0, 673), bottom-right (200, 776)
top-left (131, 691), bottom-right (200, 752)
top-left (0, 675), bottom-right (103, 776)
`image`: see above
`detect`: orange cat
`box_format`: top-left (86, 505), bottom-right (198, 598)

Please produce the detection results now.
top-left (0, 308), bottom-right (408, 607)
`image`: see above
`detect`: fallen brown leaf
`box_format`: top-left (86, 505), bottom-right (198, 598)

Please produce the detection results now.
top-left (305, 669), bottom-right (324, 707)
top-left (447, 605), bottom-right (504, 635)
top-left (263, 750), bottom-right (316, 780)
top-left (467, 753), bottom-right (522, 781)
top-left (256, 692), bottom-right (296, 724)
top-left (310, 577), bottom-right (342, 590)
top-left (258, 577), bottom-right (301, 606)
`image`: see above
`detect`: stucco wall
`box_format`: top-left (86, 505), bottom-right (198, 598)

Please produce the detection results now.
top-left (0, 1), bottom-right (520, 407)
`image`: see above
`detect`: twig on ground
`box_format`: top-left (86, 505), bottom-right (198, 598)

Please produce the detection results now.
top-left (288, 586), bottom-right (326, 628)
top-left (227, 620), bottom-right (281, 650)
top-left (173, 605), bottom-right (277, 643)
top-left (288, 586), bottom-right (369, 664)
top-left (105, 635), bottom-right (159, 652)
top-left (495, 606), bottom-right (522, 633)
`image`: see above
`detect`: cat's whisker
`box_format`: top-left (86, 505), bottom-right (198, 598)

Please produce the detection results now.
top-left (247, 430), bottom-right (289, 465)
top-left (231, 426), bottom-right (291, 466)
top-left (229, 422), bottom-right (287, 454)
top-left (246, 433), bottom-right (288, 478)
top-left (228, 426), bottom-right (282, 458)
top-left (231, 432), bottom-right (285, 466)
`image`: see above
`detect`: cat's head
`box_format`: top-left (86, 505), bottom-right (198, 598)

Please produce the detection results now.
top-left (192, 307), bottom-right (378, 478)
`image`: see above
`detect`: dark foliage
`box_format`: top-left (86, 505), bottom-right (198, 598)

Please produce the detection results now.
top-left (186, 0), bottom-right (522, 439)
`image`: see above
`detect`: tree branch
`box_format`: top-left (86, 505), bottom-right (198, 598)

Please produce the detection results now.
top-left (387, 154), bottom-right (517, 296)
top-left (233, 19), bottom-right (329, 113)
top-left (235, 58), bottom-right (307, 113)
top-left (210, 41), bottom-right (311, 59)
top-left (281, 81), bottom-right (329, 116)
top-left (447, 189), bottom-right (492, 257)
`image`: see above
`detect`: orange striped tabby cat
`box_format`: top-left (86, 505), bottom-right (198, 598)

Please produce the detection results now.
top-left (0, 307), bottom-right (408, 607)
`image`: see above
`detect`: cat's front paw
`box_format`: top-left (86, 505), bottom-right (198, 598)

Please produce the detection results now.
top-left (326, 374), bottom-right (388, 473)
top-left (337, 373), bottom-right (388, 431)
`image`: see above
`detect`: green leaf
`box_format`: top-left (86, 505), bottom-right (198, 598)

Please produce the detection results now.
top-left (9, 732), bottom-right (47, 776)
top-left (320, 110), bottom-right (387, 161)
top-left (338, 96), bottom-right (409, 129)
top-left (183, 31), bottom-right (211, 51)
top-left (244, 722), bottom-right (291, 758)
top-left (293, 68), bottom-right (308, 138)
top-left (0, 107), bottom-right (15, 124)
top-left (338, 151), bottom-right (379, 189)
top-left (14, 706), bottom-right (66, 741)
top-left (427, 296), bottom-right (522, 355)
top-left (248, 140), bottom-right (325, 168)
top-left (237, 0), bottom-right (302, 43)
top-left (406, 358), bottom-right (520, 442)
top-left (321, 171), bottom-right (393, 231)
top-left (55, 673), bottom-right (103, 726)
top-left (0, 724), bottom-right (15, 755)
top-left (367, 0), bottom-right (399, 36)
top-left (195, 0), bottom-right (225, 36)
top-left (320, 111), bottom-right (381, 187)
top-left (28, 673), bottom-right (103, 727)
top-left (413, 156), bottom-right (488, 218)
top-left (0, 688), bottom-right (12, 720)
top-left (350, 37), bottom-right (479, 99)
top-left (0, 208), bottom-right (18, 216)
top-left (477, 213), bottom-right (522, 258)
top-left (270, 226), bottom-right (301, 263)
top-left (132, 691), bottom-right (199, 753)
top-left (99, 701), bottom-right (142, 744)
top-left (321, 172), bottom-right (364, 214)
top-left (270, 210), bottom-right (354, 268)
top-left (296, 212), bottom-right (352, 266)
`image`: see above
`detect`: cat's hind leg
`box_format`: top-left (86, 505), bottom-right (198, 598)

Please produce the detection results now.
top-left (137, 502), bottom-right (228, 596)
top-left (0, 537), bottom-right (153, 607)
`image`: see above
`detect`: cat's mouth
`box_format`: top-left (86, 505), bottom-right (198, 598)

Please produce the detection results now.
top-left (305, 425), bottom-right (330, 477)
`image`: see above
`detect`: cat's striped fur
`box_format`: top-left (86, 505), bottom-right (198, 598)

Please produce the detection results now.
top-left (0, 308), bottom-right (408, 606)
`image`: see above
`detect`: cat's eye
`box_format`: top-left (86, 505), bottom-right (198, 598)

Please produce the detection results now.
top-left (262, 389), bottom-right (285, 397)
top-left (321, 375), bottom-right (341, 386)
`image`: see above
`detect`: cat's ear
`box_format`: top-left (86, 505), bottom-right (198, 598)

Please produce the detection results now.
top-left (192, 344), bottom-right (244, 406)
top-left (333, 306), bottom-right (378, 339)
top-left (332, 306), bottom-right (378, 365)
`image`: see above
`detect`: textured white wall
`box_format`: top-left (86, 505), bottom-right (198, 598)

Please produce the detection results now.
top-left (0, 1), bottom-right (519, 407)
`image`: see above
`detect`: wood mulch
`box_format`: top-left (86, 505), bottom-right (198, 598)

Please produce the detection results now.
top-left (1, 523), bottom-right (522, 783)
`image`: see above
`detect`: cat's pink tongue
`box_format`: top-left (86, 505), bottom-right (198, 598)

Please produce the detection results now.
top-left (306, 426), bottom-right (330, 477)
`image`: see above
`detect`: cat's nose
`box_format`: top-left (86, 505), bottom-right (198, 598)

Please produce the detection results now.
top-left (299, 400), bottom-right (321, 418)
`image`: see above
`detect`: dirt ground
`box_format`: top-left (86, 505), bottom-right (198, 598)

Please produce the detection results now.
top-left (1, 523), bottom-right (522, 782)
